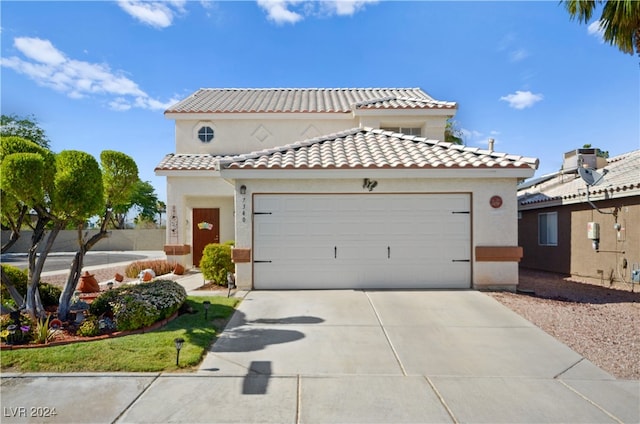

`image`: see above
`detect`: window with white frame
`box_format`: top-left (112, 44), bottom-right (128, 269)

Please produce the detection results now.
top-left (538, 212), bottom-right (558, 246)
top-left (381, 127), bottom-right (422, 136)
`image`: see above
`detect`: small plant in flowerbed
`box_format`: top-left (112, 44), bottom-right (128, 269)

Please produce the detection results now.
top-left (124, 260), bottom-right (175, 279)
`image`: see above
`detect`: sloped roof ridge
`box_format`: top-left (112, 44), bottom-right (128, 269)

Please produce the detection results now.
top-left (220, 127), bottom-right (538, 169)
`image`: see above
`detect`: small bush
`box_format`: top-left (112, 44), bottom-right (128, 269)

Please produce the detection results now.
top-left (124, 259), bottom-right (174, 278)
top-left (39, 283), bottom-right (61, 307)
top-left (1, 265), bottom-right (28, 307)
top-left (1, 265), bottom-right (60, 309)
top-left (77, 317), bottom-right (100, 337)
top-left (200, 240), bottom-right (235, 285)
top-left (89, 279), bottom-right (187, 332)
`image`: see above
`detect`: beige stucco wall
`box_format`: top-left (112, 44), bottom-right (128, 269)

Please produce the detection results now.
top-left (173, 114), bottom-right (450, 155)
top-left (164, 175), bottom-right (234, 266)
top-left (174, 117), bottom-right (356, 155)
top-left (231, 176), bottom-right (520, 290)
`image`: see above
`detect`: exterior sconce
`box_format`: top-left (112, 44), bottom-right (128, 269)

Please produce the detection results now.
top-left (240, 185), bottom-right (247, 194)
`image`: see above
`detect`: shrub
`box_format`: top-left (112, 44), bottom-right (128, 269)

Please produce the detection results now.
top-left (39, 283), bottom-right (61, 307)
top-left (200, 240), bottom-right (235, 285)
top-left (124, 259), bottom-right (174, 278)
top-left (89, 279), bottom-right (187, 332)
top-left (1, 265), bottom-right (60, 309)
top-left (77, 317), bottom-right (100, 337)
top-left (1, 265), bottom-right (28, 307)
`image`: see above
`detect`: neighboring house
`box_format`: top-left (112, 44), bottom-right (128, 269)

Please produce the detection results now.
top-left (156, 88), bottom-right (538, 291)
top-left (518, 148), bottom-right (640, 283)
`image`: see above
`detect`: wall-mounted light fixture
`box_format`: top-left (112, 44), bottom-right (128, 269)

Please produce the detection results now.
top-left (240, 185), bottom-right (247, 195)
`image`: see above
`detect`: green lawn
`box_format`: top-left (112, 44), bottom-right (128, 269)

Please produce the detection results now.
top-left (0, 296), bottom-right (240, 372)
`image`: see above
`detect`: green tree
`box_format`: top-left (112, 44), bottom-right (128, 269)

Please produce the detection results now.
top-left (112, 180), bottom-right (160, 229)
top-left (58, 151), bottom-right (139, 320)
top-left (1, 114), bottom-right (50, 149)
top-left (445, 119), bottom-right (464, 145)
top-left (0, 136), bottom-right (54, 254)
top-left (0, 137), bottom-right (59, 317)
top-left (563, 0), bottom-right (640, 56)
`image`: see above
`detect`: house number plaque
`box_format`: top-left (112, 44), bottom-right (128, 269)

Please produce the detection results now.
top-left (490, 195), bottom-right (503, 209)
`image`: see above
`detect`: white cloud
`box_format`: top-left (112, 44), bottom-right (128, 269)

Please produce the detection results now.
top-left (587, 20), bottom-right (605, 41)
top-left (324, 0), bottom-right (378, 16)
top-left (257, 0), bottom-right (303, 24)
top-left (117, 0), bottom-right (186, 29)
top-left (500, 90), bottom-right (543, 109)
top-left (257, 0), bottom-right (377, 24)
top-left (509, 48), bottom-right (528, 62)
top-left (1, 36), bottom-right (175, 111)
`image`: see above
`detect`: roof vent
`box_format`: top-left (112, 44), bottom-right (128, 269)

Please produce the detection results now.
top-left (561, 148), bottom-right (607, 173)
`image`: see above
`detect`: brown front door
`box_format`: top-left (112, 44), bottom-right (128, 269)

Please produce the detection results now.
top-left (192, 208), bottom-right (220, 266)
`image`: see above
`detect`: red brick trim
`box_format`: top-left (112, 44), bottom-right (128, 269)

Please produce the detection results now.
top-left (164, 244), bottom-right (191, 255)
top-left (475, 246), bottom-right (523, 262)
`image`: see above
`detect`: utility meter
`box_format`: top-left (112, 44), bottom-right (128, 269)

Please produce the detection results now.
top-left (587, 222), bottom-right (600, 240)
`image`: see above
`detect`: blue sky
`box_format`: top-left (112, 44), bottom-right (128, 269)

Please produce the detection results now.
top-left (2, 1), bottom-right (639, 203)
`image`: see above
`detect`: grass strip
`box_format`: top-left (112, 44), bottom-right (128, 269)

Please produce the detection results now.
top-left (0, 296), bottom-right (239, 373)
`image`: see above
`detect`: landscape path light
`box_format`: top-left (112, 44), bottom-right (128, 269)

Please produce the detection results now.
top-left (203, 300), bottom-right (211, 320)
top-left (174, 337), bottom-right (185, 367)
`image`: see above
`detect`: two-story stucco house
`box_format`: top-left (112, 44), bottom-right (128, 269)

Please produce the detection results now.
top-left (155, 88), bottom-right (538, 291)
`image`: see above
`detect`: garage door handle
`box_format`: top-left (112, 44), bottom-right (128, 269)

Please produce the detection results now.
top-left (334, 246), bottom-right (337, 259)
top-left (387, 246), bottom-right (391, 259)
top-left (255, 260), bottom-right (272, 263)
top-left (452, 259), bottom-right (470, 262)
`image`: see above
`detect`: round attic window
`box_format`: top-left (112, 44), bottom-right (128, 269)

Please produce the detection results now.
top-left (198, 126), bottom-right (214, 143)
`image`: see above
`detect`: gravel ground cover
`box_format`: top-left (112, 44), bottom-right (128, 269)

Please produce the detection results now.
top-left (41, 266), bottom-right (640, 379)
top-left (488, 269), bottom-right (640, 380)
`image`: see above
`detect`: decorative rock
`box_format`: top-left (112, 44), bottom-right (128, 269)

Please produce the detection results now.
top-left (77, 271), bottom-right (100, 293)
top-left (114, 273), bottom-right (124, 282)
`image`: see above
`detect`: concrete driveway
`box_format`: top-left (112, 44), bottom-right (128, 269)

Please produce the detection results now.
top-left (2, 290), bottom-right (638, 423)
top-left (133, 290), bottom-right (638, 423)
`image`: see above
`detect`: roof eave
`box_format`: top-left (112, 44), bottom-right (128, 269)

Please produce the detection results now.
top-left (220, 166), bottom-right (536, 180)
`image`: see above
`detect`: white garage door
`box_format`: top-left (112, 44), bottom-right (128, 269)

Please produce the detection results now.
top-left (253, 194), bottom-right (471, 289)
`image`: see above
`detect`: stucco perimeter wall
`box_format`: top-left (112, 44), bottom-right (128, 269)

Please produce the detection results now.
top-left (2, 229), bottom-right (164, 253)
top-left (233, 177), bottom-right (520, 290)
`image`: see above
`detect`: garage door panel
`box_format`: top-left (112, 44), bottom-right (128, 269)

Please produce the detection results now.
top-left (253, 194), bottom-right (470, 289)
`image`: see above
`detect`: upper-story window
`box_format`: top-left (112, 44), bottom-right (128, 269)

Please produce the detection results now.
top-left (381, 127), bottom-right (422, 136)
top-left (198, 126), bottom-right (215, 143)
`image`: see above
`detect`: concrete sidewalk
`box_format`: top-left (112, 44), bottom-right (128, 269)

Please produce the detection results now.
top-left (1, 285), bottom-right (638, 423)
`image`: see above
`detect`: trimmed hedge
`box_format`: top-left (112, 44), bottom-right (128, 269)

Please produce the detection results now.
top-left (199, 240), bottom-right (235, 285)
top-left (89, 279), bottom-right (187, 332)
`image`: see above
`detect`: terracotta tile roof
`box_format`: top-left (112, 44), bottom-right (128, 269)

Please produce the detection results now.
top-left (518, 149), bottom-right (640, 207)
top-left (155, 153), bottom-right (221, 171)
top-left (219, 128), bottom-right (539, 171)
top-left (165, 88), bottom-right (457, 114)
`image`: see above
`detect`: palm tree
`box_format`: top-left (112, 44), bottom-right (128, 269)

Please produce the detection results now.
top-left (563, 0), bottom-right (640, 56)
